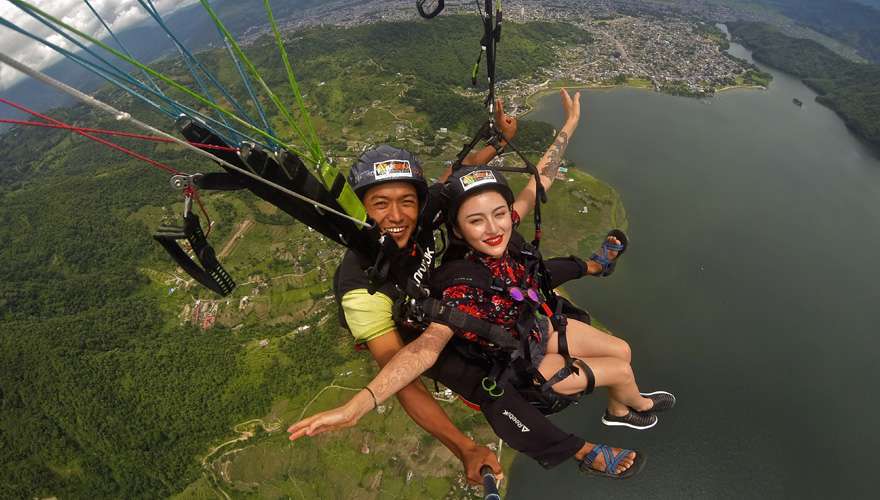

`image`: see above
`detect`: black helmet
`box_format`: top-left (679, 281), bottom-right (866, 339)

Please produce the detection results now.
top-left (348, 145), bottom-right (428, 201)
top-left (444, 165), bottom-right (515, 227)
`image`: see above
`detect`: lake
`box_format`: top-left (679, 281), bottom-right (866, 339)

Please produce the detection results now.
top-left (507, 42), bottom-right (880, 499)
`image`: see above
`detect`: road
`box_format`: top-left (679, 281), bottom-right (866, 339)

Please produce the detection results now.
top-left (217, 219), bottom-right (254, 260)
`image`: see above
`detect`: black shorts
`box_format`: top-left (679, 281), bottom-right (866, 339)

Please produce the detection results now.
top-left (423, 341), bottom-right (586, 469)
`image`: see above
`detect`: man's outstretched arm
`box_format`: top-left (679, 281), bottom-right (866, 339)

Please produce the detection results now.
top-left (288, 322), bottom-right (455, 437)
top-left (366, 330), bottom-right (501, 483)
top-left (288, 321), bottom-right (499, 482)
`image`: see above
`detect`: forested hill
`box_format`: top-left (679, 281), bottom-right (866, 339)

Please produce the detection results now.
top-left (728, 21), bottom-right (880, 153)
top-left (750, 0), bottom-right (880, 63)
top-left (0, 16), bottom-right (597, 499)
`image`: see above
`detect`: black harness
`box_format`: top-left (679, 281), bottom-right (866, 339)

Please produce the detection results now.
top-left (399, 234), bottom-right (595, 414)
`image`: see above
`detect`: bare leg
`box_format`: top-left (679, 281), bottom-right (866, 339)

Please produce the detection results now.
top-left (537, 354), bottom-right (652, 416)
top-left (546, 318), bottom-right (631, 362)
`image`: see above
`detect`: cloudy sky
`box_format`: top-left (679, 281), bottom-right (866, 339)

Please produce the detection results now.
top-left (0, 0), bottom-right (199, 90)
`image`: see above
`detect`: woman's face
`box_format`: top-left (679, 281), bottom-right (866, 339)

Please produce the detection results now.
top-left (455, 190), bottom-right (512, 258)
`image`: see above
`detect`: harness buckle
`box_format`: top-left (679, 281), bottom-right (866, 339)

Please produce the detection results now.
top-left (481, 377), bottom-right (504, 398)
top-left (169, 173), bottom-right (204, 191)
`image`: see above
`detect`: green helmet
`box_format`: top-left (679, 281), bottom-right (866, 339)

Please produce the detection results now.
top-left (348, 145), bottom-right (428, 201)
top-left (443, 165), bottom-right (515, 227)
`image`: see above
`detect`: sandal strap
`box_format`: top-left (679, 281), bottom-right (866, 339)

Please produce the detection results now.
top-left (590, 252), bottom-right (611, 266)
top-left (589, 252), bottom-right (616, 276)
top-left (589, 237), bottom-right (624, 276)
top-left (606, 448), bottom-right (635, 473)
top-left (603, 240), bottom-right (625, 252)
top-left (582, 443), bottom-right (607, 469)
top-left (582, 444), bottom-right (636, 476)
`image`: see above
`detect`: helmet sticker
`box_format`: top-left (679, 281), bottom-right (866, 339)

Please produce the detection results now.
top-left (459, 169), bottom-right (498, 191)
top-left (373, 160), bottom-right (413, 180)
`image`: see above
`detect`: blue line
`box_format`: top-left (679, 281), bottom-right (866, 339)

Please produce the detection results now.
top-left (82, 0), bottom-right (164, 97)
top-left (218, 33), bottom-right (277, 146)
top-left (2, 12), bottom-right (230, 144)
top-left (136, 0), bottom-right (236, 140)
top-left (0, 18), bottom-right (173, 118)
top-left (3, 6), bottom-right (272, 148)
top-left (140, 0), bottom-right (258, 133)
top-left (221, 34), bottom-right (277, 145)
top-left (0, 16), bottom-right (269, 148)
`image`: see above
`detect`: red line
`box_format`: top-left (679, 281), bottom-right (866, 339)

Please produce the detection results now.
top-left (0, 97), bottom-right (181, 175)
top-left (186, 186), bottom-right (213, 238)
top-left (1, 98), bottom-right (223, 232)
top-left (0, 118), bottom-right (238, 152)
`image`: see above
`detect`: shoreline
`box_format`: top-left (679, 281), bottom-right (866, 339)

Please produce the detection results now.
top-left (518, 81), bottom-right (766, 117)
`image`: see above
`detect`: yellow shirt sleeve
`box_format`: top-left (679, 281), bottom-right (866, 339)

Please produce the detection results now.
top-left (341, 288), bottom-right (396, 343)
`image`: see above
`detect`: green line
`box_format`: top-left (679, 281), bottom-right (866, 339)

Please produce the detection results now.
top-left (263, 0), bottom-right (322, 162)
top-left (9, 0), bottom-right (309, 160)
top-left (197, 0), bottom-right (314, 162)
top-left (261, 0), bottom-right (360, 210)
top-left (200, 0), bottom-right (365, 223)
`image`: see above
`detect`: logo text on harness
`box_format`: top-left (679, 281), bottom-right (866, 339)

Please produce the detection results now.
top-left (412, 247), bottom-right (435, 288)
top-left (503, 410), bottom-right (530, 432)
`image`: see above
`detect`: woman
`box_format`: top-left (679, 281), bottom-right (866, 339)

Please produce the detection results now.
top-left (435, 166), bottom-right (675, 430)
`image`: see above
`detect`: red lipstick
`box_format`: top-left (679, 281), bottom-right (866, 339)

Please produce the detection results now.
top-left (484, 235), bottom-right (504, 247)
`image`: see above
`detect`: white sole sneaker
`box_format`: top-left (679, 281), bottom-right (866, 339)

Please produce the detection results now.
top-left (601, 411), bottom-right (658, 430)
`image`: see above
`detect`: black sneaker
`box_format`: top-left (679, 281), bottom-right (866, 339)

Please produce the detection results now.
top-left (641, 391), bottom-right (676, 412)
top-left (601, 410), bottom-right (658, 430)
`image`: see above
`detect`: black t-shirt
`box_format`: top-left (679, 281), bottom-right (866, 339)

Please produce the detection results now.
top-left (333, 183), bottom-right (446, 333)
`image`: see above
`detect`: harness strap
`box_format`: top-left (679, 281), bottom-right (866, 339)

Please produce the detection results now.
top-left (366, 235), bottom-right (399, 294)
top-left (420, 297), bottom-right (520, 351)
top-left (191, 172), bottom-right (248, 191)
top-left (153, 211), bottom-right (235, 296)
top-left (576, 359), bottom-right (596, 395)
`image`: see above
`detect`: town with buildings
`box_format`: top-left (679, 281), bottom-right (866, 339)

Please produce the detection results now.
top-left (240, 0), bottom-right (766, 100)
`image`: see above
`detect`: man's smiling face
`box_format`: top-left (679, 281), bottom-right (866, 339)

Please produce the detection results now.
top-left (363, 181), bottom-right (420, 248)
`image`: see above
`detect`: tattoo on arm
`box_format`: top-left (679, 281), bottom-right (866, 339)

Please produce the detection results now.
top-left (542, 130), bottom-right (570, 180)
top-left (368, 323), bottom-right (452, 402)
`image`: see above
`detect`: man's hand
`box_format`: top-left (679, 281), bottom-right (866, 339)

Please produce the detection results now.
top-left (494, 98), bottom-right (517, 143)
top-left (461, 444), bottom-right (504, 485)
top-left (287, 391), bottom-right (372, 441)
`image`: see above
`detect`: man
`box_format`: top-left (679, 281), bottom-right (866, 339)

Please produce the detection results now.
top-left (325, 100), bottom-right (518, 483)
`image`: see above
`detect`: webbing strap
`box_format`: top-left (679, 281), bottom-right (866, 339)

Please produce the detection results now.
top-left (192, 172), bottom-right (248, 191)
top-left (421, 298), bottom-right (520, 350)
top-left (153, 212), bottom-right (235, 296)
top-left (576, 359), bottom-right (596, 395)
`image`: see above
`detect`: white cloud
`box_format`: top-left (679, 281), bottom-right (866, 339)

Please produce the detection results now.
top-left (0, 0), bottom-right (199, 91)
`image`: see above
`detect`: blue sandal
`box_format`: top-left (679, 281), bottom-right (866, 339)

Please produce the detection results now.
top-left (589, 229), bottom-right (629, 277)
top-left (579, 443), bottom-right (645, 480)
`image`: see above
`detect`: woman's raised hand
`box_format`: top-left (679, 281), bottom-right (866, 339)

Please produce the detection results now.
top-left (561, 88), bottom-right (582, 126)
